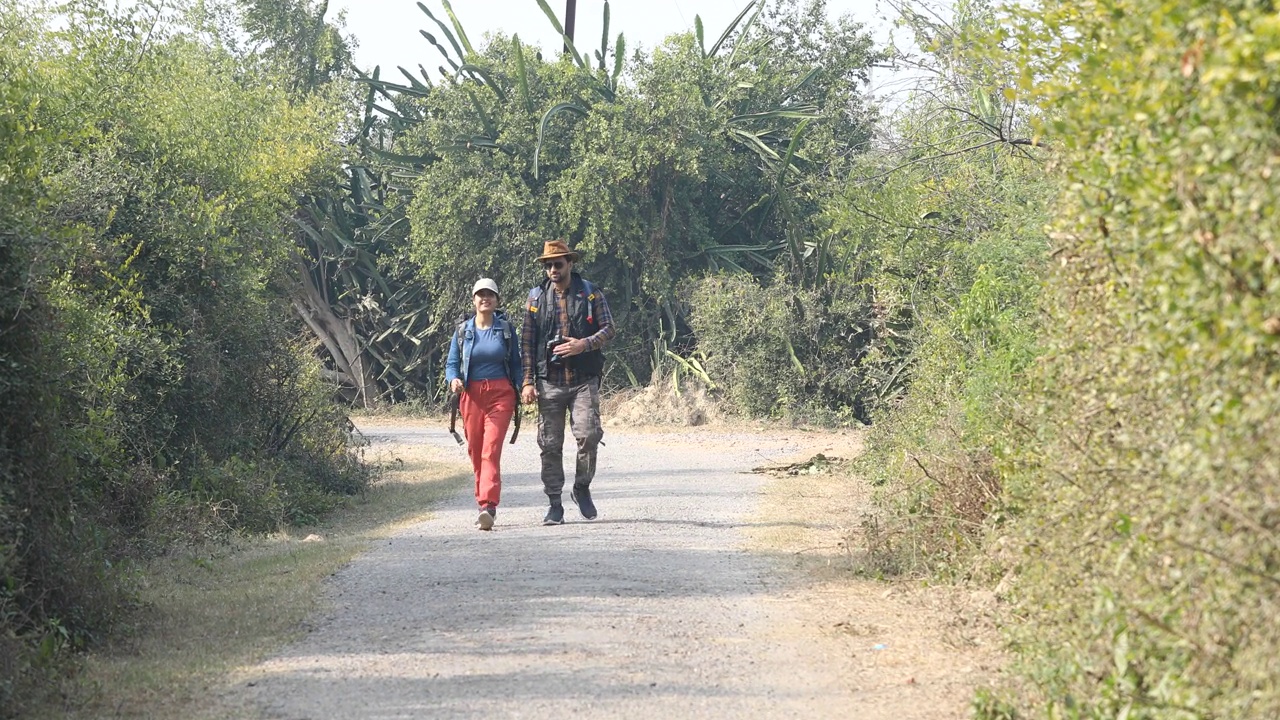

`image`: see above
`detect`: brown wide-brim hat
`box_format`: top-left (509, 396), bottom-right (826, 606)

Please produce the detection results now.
top-left (536, 239), bottom-right (579, 263)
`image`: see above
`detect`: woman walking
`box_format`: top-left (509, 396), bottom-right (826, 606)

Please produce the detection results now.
top-left (445, 278), bottom-right (522, 530)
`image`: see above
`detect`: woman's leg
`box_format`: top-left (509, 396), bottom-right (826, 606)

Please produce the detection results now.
top-left (459, 387), bottom-right (487, 506)
top-left (475, 381), bottom-right (515, 509)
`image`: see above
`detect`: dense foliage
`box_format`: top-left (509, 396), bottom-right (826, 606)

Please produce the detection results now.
top-left (846, 0), bottom-right (1050, 568)
top-left (5, 0), bottom-right (1277, 715)
top-left (985, 0), bottom-right (1280, 715)
top-left (858, 0), bottom-right (1280, 716)
top-left (295, 0), bottom-right (885, 411)
top-left (0, 2), bottom-right (368, 712)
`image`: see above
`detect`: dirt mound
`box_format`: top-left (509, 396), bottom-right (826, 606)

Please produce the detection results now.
top-left (604, 380), bottom-right (724, 427)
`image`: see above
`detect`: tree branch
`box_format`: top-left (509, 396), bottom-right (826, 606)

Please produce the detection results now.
top-left (853, 138), bottom-right (1005, 183)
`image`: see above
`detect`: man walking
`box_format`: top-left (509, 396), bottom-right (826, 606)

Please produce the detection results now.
top-left (520, 240), bottom-right (616, 525)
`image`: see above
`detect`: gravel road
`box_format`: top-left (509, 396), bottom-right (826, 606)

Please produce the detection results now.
top-left (229, 422), bottom-right (886, 719)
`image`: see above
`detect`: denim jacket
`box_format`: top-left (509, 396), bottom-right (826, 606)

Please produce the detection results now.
top-left (444, 311), bottom-right (521, 389)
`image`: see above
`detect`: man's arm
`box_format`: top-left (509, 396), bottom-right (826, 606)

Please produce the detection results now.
top-left (520, 294), bottom-right (538, 388)
top-left (584, 287), bottom-right (616, 351)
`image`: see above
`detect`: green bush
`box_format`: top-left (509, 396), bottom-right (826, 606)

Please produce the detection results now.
top-left (988, 0), bottom-right (1280, 715)
top-left (0, 12), bottom-right (126, 711)
top-left (0, 4), bottom-right (370, 713)
top-left (687, 272), bottom-right (872, 422)
top-left (805, 0), bottom-right (1054, 575)
top-left (860, 235), bottom-right (1043, 563)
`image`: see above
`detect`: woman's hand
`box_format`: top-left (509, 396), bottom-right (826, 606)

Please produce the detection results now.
top-left (449, 378), bottom-right (464, 394)
top-left (521, 384), bottom-right (538, 405)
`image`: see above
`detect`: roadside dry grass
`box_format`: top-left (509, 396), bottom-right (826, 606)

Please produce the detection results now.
top-left (42, 431), bottom-right (466, 720)
top-left (744, 429), bottom-right (1004, 719)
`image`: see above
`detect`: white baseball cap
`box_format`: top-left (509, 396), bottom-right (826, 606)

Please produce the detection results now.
top-left (472, 278), bottom-right (500, 297)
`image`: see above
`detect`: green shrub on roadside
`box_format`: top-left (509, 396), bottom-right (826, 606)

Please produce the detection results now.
top-left (819, 0), bottom-right (1052, 576)
top-left (687, 273), bottom-right (872, 423)
top-left (0, 3), bottom-right (369, 714)
top-left (857, 222), bottom-right (1045, 574)
top-left (0, 14), bottom-right (126, 711)
top-left (984, 0), bottom-right (1280, 715)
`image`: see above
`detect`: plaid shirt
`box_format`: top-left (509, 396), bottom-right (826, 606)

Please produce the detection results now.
top-left (521, 280), bottom-right (616, 388)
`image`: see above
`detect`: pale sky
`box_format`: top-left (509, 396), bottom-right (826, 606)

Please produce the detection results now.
top-left (329, 0), bottom-right (898, 79)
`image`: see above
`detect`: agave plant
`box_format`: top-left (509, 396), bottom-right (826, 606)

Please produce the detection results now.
top-left (292, 168), bottom-right (435, 407)
top-left (290, 60), bottom-right (440, 406)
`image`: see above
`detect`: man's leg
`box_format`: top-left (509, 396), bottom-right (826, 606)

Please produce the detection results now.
top-left (567, 378), bottom-right (603, 520)
top-left (569, 377), bottom-right (604, 488)
top-left (536, 380), bottom-right (571, 500)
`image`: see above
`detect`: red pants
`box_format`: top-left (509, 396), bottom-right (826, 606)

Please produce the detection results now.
top-left (459, 378), bottom-right (516, 508)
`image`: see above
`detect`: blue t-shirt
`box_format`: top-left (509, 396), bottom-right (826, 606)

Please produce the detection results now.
top-left (468, 327), bottom-right (508, 382)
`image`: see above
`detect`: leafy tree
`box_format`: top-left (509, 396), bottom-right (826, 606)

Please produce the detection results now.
top-left (299, 0), bottom-right (884, 404)
top-left (687, 0), bottom-right (1047, 422)
top-left (236, 0), bottom-right (353, 94)
top-left (830, 0), bottom-right (1049, 414)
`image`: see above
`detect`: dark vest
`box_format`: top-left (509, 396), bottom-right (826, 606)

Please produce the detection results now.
top-left (533, 274), bottom-right (604, 380)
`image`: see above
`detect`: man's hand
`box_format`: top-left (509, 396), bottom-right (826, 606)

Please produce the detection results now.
top-left (449, 378), bottom-right (463, 394)
top-left (521, 384), bottom-right (538, 405)
top-left (553, 337), bottom-right (588, 357)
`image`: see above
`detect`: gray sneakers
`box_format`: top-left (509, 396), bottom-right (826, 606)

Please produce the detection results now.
top-left (542, 502), bottom-right (564, 525)
top-left (570, 487), bottom-right (597, 520)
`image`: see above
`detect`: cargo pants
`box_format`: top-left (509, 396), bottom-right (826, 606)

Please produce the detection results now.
top-left (536, 376), bottom-right (603, 500)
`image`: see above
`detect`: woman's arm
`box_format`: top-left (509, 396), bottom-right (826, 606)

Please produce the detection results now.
top-left (444, 329), bottom-right (462, 384)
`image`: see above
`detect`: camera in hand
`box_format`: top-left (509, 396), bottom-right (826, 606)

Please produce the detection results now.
top-left (546, 334), bottom-right (564, 366)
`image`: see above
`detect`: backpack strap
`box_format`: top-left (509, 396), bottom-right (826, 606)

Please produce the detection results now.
top-left (580, 279), bottom-right (597, 325)
top-left (528, 285), bottom-right (544, 315)
top-left (529, 280), bottom-right (598, 326)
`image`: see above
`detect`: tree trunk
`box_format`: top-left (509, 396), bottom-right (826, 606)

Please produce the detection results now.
top-left (291, 256), bottom-right (378, 408)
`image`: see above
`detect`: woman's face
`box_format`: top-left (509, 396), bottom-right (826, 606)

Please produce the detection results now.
top-left (473, 289), bottom-right (498, 313)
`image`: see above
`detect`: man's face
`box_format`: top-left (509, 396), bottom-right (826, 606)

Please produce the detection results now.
top-left (543, 257), bottom-right (572, 285)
